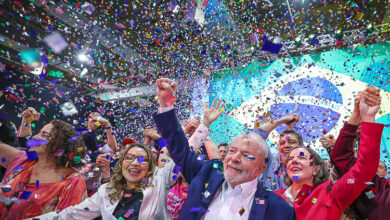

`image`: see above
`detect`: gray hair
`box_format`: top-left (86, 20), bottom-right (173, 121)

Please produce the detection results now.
top-left (229, 132), bottom-right (269, 162)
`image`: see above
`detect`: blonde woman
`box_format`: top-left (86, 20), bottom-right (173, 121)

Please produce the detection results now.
top-left (35, 143), bottom-right (176, 220)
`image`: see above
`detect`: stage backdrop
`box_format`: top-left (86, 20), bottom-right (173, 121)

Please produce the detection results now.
top-left (190, 43), bottom-right (390, 165)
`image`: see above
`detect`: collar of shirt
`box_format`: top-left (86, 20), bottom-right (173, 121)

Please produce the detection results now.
top-left (283, 185), bottom-right (297, 206)
top-left (221, 177), bottom-right (258, 200)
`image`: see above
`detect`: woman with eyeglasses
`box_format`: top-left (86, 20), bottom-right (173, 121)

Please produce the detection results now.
top-left (0, 119), bottom-right (87, 219)
top-left (274, 95), bottom-right (384, 219)
top-left (35, 143), bottom-right (177, 220)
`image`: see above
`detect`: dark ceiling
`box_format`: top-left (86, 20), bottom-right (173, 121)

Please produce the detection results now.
top-left (0, 0), bottom-right (388, 96)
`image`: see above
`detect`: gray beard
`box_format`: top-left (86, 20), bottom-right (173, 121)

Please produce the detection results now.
top-left (223, 168), bottom-right (259, 186)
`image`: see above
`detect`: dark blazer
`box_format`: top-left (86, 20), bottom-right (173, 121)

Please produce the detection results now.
top-left (153, 109), bottom-right (296, 220)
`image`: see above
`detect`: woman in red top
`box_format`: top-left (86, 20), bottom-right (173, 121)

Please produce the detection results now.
top-left (274, 94), bottom-right (384, 220)
top-left (0, 120), bottom-right (87, 219)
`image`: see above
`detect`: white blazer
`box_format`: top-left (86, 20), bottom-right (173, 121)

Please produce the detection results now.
top-left (34, 160), bottom-right (176, 220)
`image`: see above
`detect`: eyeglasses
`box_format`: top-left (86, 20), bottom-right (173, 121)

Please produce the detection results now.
top-left (124, 154), bottom-right (149, 165)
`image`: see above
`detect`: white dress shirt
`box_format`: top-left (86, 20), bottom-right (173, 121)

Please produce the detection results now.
top-left (203, 178), bottom-right (258, 220)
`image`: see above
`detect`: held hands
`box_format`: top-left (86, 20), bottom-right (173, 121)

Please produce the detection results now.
top-left (88, 113), bottom-right (110, 130)
top-left (353, 87), bottom-right (381, 115)
top-left (359, 93), bottom-right (381, 123)
top-left (156, 78), bottom-right (177, 108)
top-left (319, 134), bottom-right (335, 148)
top-left (203, 98), bottom-right (225, 128)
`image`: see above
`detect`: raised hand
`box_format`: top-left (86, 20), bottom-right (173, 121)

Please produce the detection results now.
top-left (97, 116), bottom-right (111, 128)
top-left (156, 78), bottom-right (177, 108)
top-left (96, 153), bottom-right (111, 178)
top-left (359, 93), bottom-right (381, 123)
top-left (354, 87), bottom-right (381, 114)
top-left (22, 107), bottom-right (40, 123)
top-left (319, 134), bottom-right (335, 148)
top-left (254, 112), bottom-right (271, 128)
top-left (203, 98), bottom-right (225, 128)
top-left (281, 114), bottom-right (300, 129)
top-left (143, 127), bottom-right (161, 140)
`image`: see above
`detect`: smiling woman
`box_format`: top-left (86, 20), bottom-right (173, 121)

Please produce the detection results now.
top-left (35, 143), bottom-right (177, 220)
top-left (274, 94), bottom-right (385, 219)
top-left (0, 119), bottom-right (87, 219)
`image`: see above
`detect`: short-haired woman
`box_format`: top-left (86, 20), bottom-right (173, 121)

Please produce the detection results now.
top-left (274, 95), bottom-right (384, 219)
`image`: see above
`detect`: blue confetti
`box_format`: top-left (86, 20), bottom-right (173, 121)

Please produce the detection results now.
top-left (172, 165), bottom-right (181, 175)
top-left (27, 151), bottom-right (39, 160)
top-left (190, 207), bottom-right (202, 212)
top-left (19, 190), bottom-right (32, 200)
top-left (68, 136), bottom-right (79, 142)
top-left (137, 156), bottom-right (144, 163)
top-left (27, 139), bottom-right (48, 148)
top-left (158, 139), bottom-right (168, 148)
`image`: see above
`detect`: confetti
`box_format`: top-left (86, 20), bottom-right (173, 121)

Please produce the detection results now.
top-left (239, 207), bottom-right (245, 216)
top-left (172, 165), bottom-right (182, 175)
top-left (158, 139), bottom-right (168, 148)
top-left (43, 32), bottom-right (69, 53)
top-left (137, 156), bottom-right (144, 163)
top-left (55, 149), bottom-right (65, 157)
top-left (68, 136), bottom-right (79, 142)
top-left (365, 191), bottom-right (375, 199)
top-left (27, 151), bottom-right (39, 160)
top-left (124, 209), bottom-right (133, 218)
top-left (190, 207), bottom-right (202, 212)
top-left (19, 190), bottom-right (32, 200)
top-left (26, 139), bottom-right (48, 148)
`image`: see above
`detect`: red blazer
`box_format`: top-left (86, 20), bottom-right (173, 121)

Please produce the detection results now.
top-left (275, 122), bottom-right (384, 220)
top-left (330, 122), bottom-right (390, 220)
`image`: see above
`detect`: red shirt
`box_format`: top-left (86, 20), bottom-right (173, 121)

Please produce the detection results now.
top-left (275, 122), bottom-right (384, 220)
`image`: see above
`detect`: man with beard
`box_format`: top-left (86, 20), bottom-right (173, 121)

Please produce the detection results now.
top-left (153, 78), bottom-right (295, 220)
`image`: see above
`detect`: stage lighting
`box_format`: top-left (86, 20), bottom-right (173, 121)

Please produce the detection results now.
top-left (61, 102), bottom-right (78, 116)
top-left (78, 53), bottom-right (88, 62)
top-left (295, 36), bottom-right (302, 46)
top-left (364, 23), bottom-right (374, 36)
top-left (335, 29), bottom-right (343, 41)
top-left (309, 34), bottom-right (319, 45)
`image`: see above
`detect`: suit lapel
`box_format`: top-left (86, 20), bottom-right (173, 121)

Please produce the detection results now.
top-left (248, 183), bottom-right (269, 220)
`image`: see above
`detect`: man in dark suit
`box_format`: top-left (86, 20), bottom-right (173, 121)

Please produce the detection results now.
top-left (153, 78), bottom-right (296, 220)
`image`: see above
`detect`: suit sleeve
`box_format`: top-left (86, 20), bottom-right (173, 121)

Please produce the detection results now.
top-left (330, 122), bottom-right (358, 175)
top-left (153, 109), bottom-right (204, 184)
top-left (331, 122), bottom-right (384, 210)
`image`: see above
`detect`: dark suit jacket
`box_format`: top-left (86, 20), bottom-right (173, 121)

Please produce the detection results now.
top-left (153, 109), bottom-right (296, 220)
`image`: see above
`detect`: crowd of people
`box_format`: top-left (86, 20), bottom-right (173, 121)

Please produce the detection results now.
top-left (0, 78), bottom-right (388, 220)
